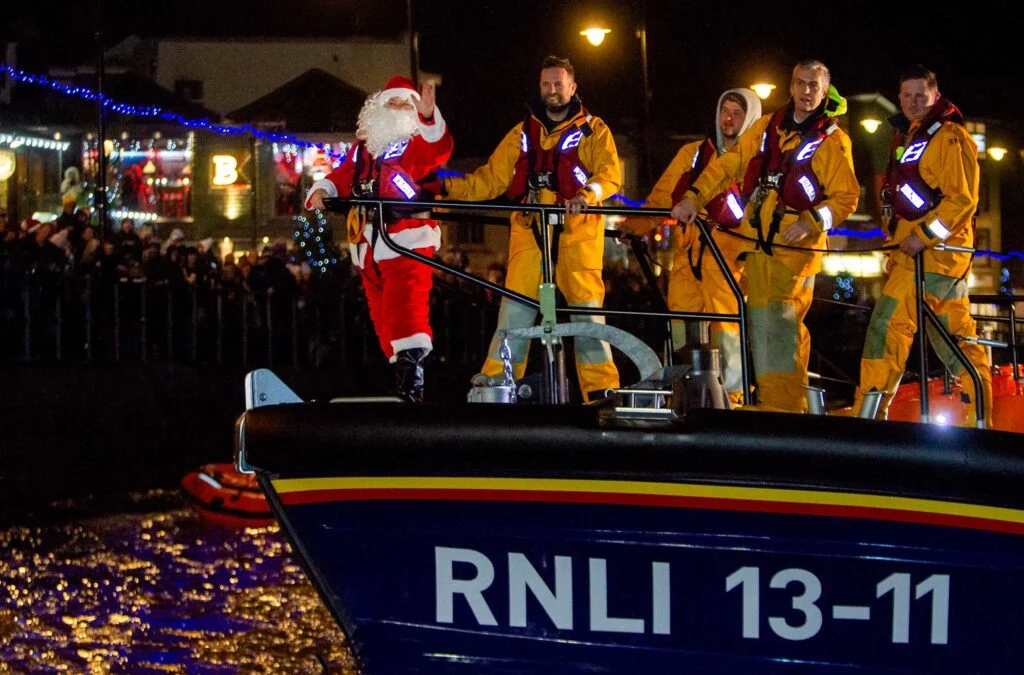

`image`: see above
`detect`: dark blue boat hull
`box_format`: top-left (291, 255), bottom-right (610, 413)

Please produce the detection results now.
top-left (242, 403), bottom-right (1024, 674)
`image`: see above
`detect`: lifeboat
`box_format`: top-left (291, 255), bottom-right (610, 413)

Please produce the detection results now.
top-left (237, 369), bottom-right (1024, 674)
top-left (180, 463), bottom-right (273, 528)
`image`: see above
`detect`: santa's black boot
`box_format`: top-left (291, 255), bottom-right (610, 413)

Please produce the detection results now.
top-left (394, 348), bottom-right (428, 403)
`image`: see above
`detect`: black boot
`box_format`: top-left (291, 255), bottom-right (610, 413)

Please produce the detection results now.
top-left (394, 348), bottom-right (428, 403)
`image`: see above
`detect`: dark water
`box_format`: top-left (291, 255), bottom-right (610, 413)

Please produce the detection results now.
top-left (0, 491), bottom-right (355, 673)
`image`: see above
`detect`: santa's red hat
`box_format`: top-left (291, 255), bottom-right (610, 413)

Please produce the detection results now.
top-left (379, 75), bottom-right (420, 103)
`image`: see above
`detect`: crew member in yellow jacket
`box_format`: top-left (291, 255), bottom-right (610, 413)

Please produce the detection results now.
top-left (622, 88), bottom-right (761, 404)
top-left (444, 55), bottom-right (622, 400)
top-left (851, 65), bottom-right (991, 426)
top-left (672, 60), bottom-right (860, 412)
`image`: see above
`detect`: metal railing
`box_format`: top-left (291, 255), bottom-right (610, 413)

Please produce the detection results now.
top-left (327, 197), bottom-right (751, 404)
top-left (326, 196), bottom-right (1021, 425)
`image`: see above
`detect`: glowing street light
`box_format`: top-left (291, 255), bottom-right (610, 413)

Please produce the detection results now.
top-left (860, 118), bottom-right (882, 134)
top-left (751, 83), bottom-right (776, 99)
top-left (581, 17), bottom-right (653, 185)
top-left (988, 146), bottom-right (1008, 161)
top-left (580, 27), bottom-right (611, 46)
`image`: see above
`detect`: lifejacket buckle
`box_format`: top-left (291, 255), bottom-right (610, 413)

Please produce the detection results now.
top-left (356, 179), bottom-right (377, 197)
top-left (528, 172), bottom-right (554, 190)
top-left (765, 173), bottom-right (781, 190)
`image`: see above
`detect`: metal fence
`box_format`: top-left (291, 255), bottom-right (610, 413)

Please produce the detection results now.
top-left (0, 270), bottom-right (503, 372)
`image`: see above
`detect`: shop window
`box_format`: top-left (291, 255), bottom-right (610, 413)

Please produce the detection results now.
top-left (84, 136), bottom-right (194, 221)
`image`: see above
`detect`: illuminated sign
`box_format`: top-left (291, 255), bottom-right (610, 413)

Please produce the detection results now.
top-left (212, 155), bottom-right (239, 186)
top-left (210, 152), bottom-right (251, 188)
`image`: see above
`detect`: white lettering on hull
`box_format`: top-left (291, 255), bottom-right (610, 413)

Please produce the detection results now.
top-left (434, 547), bottom-right (670, 634)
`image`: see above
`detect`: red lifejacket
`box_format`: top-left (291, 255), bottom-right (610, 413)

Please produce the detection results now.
top-left (670, 139), bottom-right (746, 279)
top-left (671, 138), bottom-right (745, 230)
top-left (506, 113), bottom-right (594, 203)
top-left (348, 140), bottom-right (425, 203)
top-left (882, 98), bottom-right (964, 225)
top-left (742, 106), bottom-right (836, 254)
top-left (742, 107), bottom-right (835, 212)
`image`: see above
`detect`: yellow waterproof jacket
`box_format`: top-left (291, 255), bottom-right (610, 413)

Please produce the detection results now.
top-left (686, 111), bottom-right (859, 277)
top-left (445, 103), bottom-right (621, 269)
top-left (888, 120), bottom-right (978, 277)
top-left (623, 139), bottom-right (751, 270)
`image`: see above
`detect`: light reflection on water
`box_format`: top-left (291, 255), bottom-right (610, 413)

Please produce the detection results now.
top-left (0, 490), bottom-right (355, 673)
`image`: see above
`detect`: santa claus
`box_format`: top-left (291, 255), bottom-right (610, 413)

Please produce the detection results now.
top-left (306, 75), bottom-right (453, 402)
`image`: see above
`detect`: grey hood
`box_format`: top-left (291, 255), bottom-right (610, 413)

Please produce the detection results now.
top-left (715, 88), bottom-right (762, 154)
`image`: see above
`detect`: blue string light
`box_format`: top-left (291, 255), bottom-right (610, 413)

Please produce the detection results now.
top-left (610, 194), bottom-right (646, 208)
top-left (1, 65), bottom-right (345, 160)
top-left (829, 227), bottom-right (886, 239)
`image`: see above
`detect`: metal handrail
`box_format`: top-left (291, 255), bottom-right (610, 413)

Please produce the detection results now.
top-left (915, 244), bottom-right (991, 427)
top-left (324, 197), bottom-right (751, 404)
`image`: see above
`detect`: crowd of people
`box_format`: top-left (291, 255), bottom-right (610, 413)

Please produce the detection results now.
top-left (0, 203), bottom-right (303, 299)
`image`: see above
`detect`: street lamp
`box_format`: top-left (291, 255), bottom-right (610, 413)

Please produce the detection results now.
top-left (860, 118), bottom-right (882, 134)
top-left (751, 83), bottom-right (776, 100)
top-left (580, 3), bottom-right (653, 187)
top-left (988, 146), bottom-right (1008, 161)
top-left (580, 27), bottom-right (611, 46)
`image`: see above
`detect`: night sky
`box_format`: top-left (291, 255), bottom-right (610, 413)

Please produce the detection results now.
top-left (6, 0), bottom-right (1023, 159)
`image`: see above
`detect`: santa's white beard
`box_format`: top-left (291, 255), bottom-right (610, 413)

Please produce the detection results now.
top-left (357, 95), bottom-right (419, 158)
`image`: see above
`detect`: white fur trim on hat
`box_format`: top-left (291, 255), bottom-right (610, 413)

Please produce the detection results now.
top-left (380, 87), bottom-right (420, 103)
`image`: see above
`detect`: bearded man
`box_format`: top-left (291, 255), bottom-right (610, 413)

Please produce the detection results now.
top-left (442, 55), bottom-right (622, 402)
top-left (306, 75), bottom-right (453, 402)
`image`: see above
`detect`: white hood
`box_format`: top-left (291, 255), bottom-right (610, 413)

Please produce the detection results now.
top-left (715, 88), bottom-right (762, 154)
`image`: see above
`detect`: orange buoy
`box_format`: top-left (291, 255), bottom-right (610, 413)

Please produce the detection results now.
top-left (181, 463), bottom-right (273, 527)
top-left (887, 377), bottom-right (967, 426)
top-left (991, 365), bottom-right (1024, 433)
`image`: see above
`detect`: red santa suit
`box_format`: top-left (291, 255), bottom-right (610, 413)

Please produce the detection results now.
top-left (304, 77), bottom-right (452, 369)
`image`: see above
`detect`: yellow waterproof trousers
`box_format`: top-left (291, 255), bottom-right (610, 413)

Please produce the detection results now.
top-left (480, 224), bottom-right (619, 399)
top-left (855, 265), bottom-right (992, 426)
top-left (746, 252), bottom-right (815, 413)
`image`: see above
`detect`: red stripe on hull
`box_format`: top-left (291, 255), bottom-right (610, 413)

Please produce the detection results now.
top-left (277, 488), bottom-right (1024, 536)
